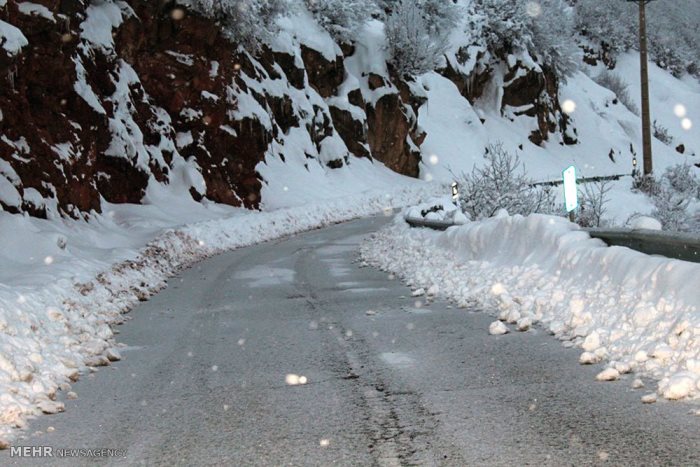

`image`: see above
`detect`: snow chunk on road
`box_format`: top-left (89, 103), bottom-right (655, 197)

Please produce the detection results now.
top-left (579, 352), bottom-right (601, 365)
top-left (489, 321), bottom-right (509, 335)
top-left (596, 368), bottom-right (620, 382)
top-left (516, 317), bottom-right (532, 332)
top-left (660, 374), bottom-right (696, 400)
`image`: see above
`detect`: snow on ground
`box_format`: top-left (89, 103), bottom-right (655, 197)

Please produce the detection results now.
top-left (0, 179), bottom-right (440, 447)
top-left (361, 213), bottom-right (700, 403)
top-left (258, 148), bottom-right (418, 210)
top-left (417, 53), bottom-right (698, 186)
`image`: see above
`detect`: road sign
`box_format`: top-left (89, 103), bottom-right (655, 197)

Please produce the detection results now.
top-left (451, 182), bottom-right (459, 201)
top-left (562, 166), bottom-right (577, 212)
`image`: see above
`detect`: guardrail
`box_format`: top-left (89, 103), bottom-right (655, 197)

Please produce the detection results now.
top-left (530, 173), bottom-right (629, 188)
top-left (405, 216), bottom-right (700, 264)
top-left (586, 228), bottom-right (700, 263)
top-left (404, 216), bottom-right (462, 231)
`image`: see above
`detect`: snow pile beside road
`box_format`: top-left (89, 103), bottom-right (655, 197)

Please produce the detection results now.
top-left (361, 213), bottom-right (700, 402)
top-left (0, 182), bottom-right (439, 447)
top-left (405, 196), bottom-right (469, 224)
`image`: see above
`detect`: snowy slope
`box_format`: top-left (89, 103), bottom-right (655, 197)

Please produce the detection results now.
top-left (417, 61), bottom-right (697, 183)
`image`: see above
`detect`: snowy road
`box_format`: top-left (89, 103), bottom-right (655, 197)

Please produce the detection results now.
top-left (4, 217), bottom-right (699, 466)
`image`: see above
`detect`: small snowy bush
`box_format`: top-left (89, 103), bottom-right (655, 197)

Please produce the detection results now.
top-left (456, 142), bottom-right (557, 220)
top-left (653, 120), bottom-right (673, 146)
top-left (474, 0), bottom-right (578, 80)
top-left (385, 0), bottom-right (459, 77)
top-left (662, 162), bottom-right (699, 198)
top-left (650, 186), bottom-right (692, 232)
top-left (304, 0), bottom-right (377, 43)
top-left (182, 0), bottom-right (287, 49)
top-left (635, 163), bottom-right (700, 232)
top-left (594, 71), bottom-right (639, 116)
top-left (576, 180), bottom-right (612, 228)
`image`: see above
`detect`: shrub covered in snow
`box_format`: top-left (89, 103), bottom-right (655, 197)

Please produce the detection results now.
top-left (634, 163), bottom-right (700, 232)
top-left (473, 0), bottom-right (578, 79)
top-left (303, 0), bottom-right (377, 43)
top-left (181, 0), bottom-right (288, 49)
top-left (576, 179), bottom-right (612, 228)
top-left (385, 0), bottom-right (459, 77)
top-left (455, 143), bottom-right (557, 221)
top-left (576, 0), bottom-right (700, 77)
top-left (594, 71), bottom-right (639, 116)
top-left (652, 120), bottom-right (673, 146)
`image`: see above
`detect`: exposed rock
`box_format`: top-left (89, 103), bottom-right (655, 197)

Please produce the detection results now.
top-left (502, 62), bottom-right (576, 146)
top-left (269, 49), bottom-right (305, 89)
top-left (328, 105), bottom-right (370, 158)
top-left (116, 2), bottom-right (265, 208)
top-left (580, 42), bottom-right (616, 69)
top-left (438, 48), bottom-right (492, 104)
top-left (300, 45), bottom-right (344, 99)
top-left (367, 73), bottom-right (387, 91)
top-left (366, 92), bottom-right (420, 177)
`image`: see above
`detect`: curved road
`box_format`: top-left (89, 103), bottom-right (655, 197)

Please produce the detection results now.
top-left (4, 217), bottom-right (699, 466)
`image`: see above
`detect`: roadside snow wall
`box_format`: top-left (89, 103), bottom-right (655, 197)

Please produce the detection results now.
top-left (361, 214), bottom-right (700, 402)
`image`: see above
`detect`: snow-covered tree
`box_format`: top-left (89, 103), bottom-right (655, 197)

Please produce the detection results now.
top-left (385, 0), bottom-right (459, 77)
top-left (474, 0), bottom-right (578, 79)
top-left (304, 0), bottom-right (378, 43)
top-left (662, 162), bottom-right (700, 199)
top-left (576, 179), bottom-right (612, 228)
top-left (594, 71), bottom-right (639, 116)
top-left (456, 142), bottom-right (557, 220)
top-left (182, 0), bottom-right (288, 49)
top-left (634, 163), bottom-right (700, 232)
top-left (575, 0), bottom-right (700, 76)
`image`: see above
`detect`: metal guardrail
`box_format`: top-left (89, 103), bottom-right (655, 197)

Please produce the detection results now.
top-left (530, 173), bottom-right (629, 188)
top-left (406, 217), bottom-right (700, 264)
top-left (404, 216), bottom-right (462, 231)
top-left (586, 228), bottom-right (700, 263)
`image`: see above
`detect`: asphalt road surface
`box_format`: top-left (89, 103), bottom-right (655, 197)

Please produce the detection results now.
top-left (4, 216), bottom-right (699, 466)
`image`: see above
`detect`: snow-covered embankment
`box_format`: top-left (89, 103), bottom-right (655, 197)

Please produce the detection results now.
top-left (360, 213), bottom-right (700, 404)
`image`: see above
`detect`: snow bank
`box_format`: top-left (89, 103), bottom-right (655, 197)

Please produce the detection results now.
top-left (0, 182), bottom-right (439, 446)
top-left (361, 213), bottom-right (700, 403)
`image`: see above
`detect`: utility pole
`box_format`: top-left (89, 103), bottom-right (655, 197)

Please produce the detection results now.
top-left (627, 0), bottom-right (656, 176)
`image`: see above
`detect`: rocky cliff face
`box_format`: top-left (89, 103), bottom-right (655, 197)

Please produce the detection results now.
top-left (0, 0), bottom-right (570, 218)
